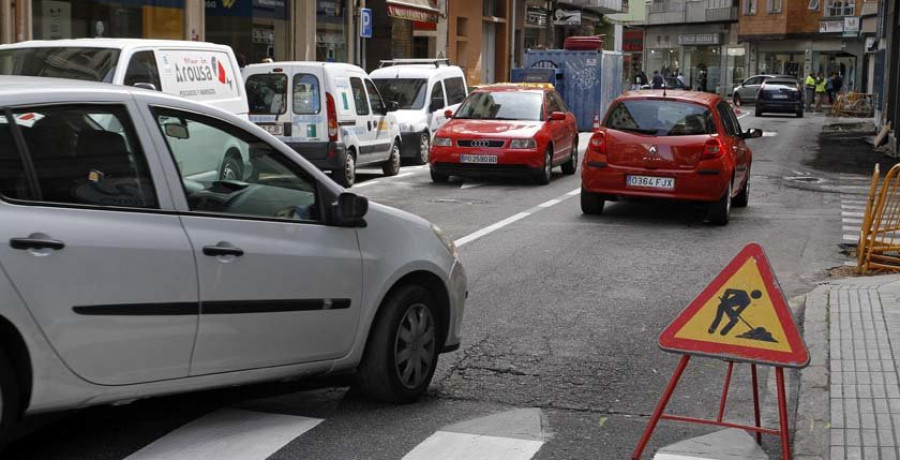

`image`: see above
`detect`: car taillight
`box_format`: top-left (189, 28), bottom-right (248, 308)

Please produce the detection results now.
top-left (589, 132), bottom-right (606, 154)
top-left (326, 92), bottom-right (338, 142)
top-left (701, 138), bottom-right (724, 160)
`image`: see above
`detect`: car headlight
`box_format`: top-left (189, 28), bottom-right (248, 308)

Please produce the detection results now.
top-left (399, 123), bottom-right (414, 132)
top-left (509, 138), bottom-right (537, 149)
top-left (433, 137), bottom-right (452, 147)
top-left (432, 224), bottom-right (458, 259)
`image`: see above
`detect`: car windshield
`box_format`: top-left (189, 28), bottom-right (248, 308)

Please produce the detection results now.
top-left (0, 47), bottom-right (120, 82)
top-left (454, 91), bottom-right (543, 121)
top-left (606, 100), bottom-right (716, 136)
top-left (373, 78), bottom-right (427, 110)
top-left (246, 73), bottom-right (288, 115)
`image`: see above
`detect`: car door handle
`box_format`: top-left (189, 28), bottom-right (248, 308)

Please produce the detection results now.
top-left (202, 243), bottom-right (244, 257)
top-left (10, 237), bottom-right (65, 251)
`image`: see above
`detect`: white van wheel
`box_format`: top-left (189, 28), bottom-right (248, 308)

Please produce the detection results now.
top-left (333, 152), bottom-right (356, 188)
top-left (383, 142), bottom-right (401, 177)
top-left (413, 133), bottom-right (430, 165)
top-left (219, 152), bottom-right (244, 181)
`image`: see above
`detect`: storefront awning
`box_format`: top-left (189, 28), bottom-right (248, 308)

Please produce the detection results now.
top-left (387, 0), bottom-right (440, 23)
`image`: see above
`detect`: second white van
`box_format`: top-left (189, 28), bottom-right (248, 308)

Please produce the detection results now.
top-left (242, 62), bottom-right (402, 188)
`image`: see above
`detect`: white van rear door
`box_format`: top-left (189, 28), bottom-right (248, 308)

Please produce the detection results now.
top-left (156, 49), bottom-right (246, 116)
top-left (245, 69), bottom-right (290, 136)
top-left (291, 67), bottom-right (327, 143)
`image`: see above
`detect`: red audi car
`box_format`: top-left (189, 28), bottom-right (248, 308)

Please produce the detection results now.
top-left (429, 84), bottom-right (579, 185)
top-left (581, 91), bottom-right (761, 225)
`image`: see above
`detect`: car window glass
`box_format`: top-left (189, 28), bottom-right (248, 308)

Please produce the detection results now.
top-left (374, 78), bottom-right (428, 110)
top-left (246, 73), bottom-right (288, 115)
top-left (123, 51), bottom-right (161, 90)
top-left (350, 77), bottom-right (369, 115)
top-left (0, 47), bottom-right (120, 82)
top-left (552, 92), bottom-right (569, 112)
top-left (293, 74), bottom-right (321, 115)
top-left (152, 107), bottom-right (319, 222)
top-left (717, 103), bottom-right (738, 136)
top-left (0, 115), bottom-right (30, 200)
top-left (429, 82), bottom-right (445, 110)
top-left (444, 77), bottom-right (467, 105)
top-left (364, 79), bottom-right (386, 114)
top-left (728, 107), bottom-right (743, 134)
top-left (605, 100), bottom-right (716, 136)
top-left (7, 105), bottom-right (157, 208)
top-left (455, 91), bottom-right (544, 121)
top-left (546, 94), bottom-right (560, 114)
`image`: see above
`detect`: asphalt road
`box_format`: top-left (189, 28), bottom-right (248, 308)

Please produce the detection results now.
top-left (7, 110), bottom-right (850, 459)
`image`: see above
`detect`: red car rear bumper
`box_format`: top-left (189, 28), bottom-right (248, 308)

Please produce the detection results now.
top-left (581, 162), bottom-right (730, 203)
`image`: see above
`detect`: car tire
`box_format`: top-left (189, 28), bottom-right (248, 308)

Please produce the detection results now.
top-left (707, 180), bottom-right (732, 226)
top-left (755, 108), bottom-right (763, 117)
top-left (333, 150), bottom-right (356, 188)
top-left (430, 168), bottom-right (449, 183)
top-left (797, 109), bottom-right (804, 118)
top-left (412, 132), bottom-right (430, 165)
top-left (382, 142), bottom-right (401, 177)
top-left (581, 188), bottom-right (605, 215)
top-left (356, 284), bottom-right (441, 404)
top-left (733, 175), bottom-right (750, 208)
top-left (535, 146), bottom-right (552, 185)
top-left (561, 136), bottom-right (578, 175)
top-left (0, 349), bottom-right (20, 448)
top-left (219, 152), bottom-right (244, 181)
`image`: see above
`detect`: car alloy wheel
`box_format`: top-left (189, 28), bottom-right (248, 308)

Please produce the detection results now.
top-left (536, 147), bottom-right (552, 185)
top-left (219, 155), bottom-right (243, 181)
top-left (383, 143), bottom-right (401, 176)
top-left (416, 133), bottom-right (430, 165)
top-left (394, 303), bottom-right (437, 390)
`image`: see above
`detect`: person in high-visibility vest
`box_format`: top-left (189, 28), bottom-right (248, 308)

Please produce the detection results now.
top-left (804, 72), bottom-right (816, 111)
top-left (815, 72), bottom-right (827, 112)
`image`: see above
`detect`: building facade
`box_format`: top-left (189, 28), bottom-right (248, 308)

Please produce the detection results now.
top-left (643, 0), bottom-right (744, 97)
top-left (738, 0), bottom-right (867, 92)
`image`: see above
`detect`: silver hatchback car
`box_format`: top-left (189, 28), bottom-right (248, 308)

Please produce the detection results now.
top-left (0, 76), bottom-right (465, 442)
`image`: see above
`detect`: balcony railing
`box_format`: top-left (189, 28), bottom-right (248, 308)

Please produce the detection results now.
top-left (647, 0), bottom-right (738, 24)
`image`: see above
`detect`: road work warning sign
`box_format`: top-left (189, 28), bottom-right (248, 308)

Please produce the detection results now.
top-left (658, 243), bottom-right (809, 368)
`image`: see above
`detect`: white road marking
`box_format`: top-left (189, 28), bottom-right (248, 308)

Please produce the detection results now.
top-left (454, 188), bottom-right (581, 247)
top-left (762, 131), bottom-right (778, 137)
top-left (844, 234), bottom-right (860, 241)
top-left (402, 431), bottom-right (544, 460)
top-left (736, 112), bottom-right (750, 120)
top-left (355, 172), bottom-right (414, 188)
top-left (461, 182), bottom-right (484, 190)
top-left (843, 218), bottom-right (863, 224)
top-left (841, 204), bottom-right (866, 210)
top-left (842, 211), bottom-right (865, 218)
top-left (844, 226), bottom-right (861, 232)
top-left (125, 409), bottom-right (322, 460)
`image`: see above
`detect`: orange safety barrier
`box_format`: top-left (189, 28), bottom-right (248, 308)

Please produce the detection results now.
top-left (857, 163), bottom-right (900, 274)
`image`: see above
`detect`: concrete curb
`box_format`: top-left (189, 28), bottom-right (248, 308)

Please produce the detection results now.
top-left (793, 287), bottom-right (830, 460)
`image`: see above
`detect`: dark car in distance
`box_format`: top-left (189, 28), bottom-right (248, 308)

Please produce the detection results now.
top-left (755, 78), bottom-right (803, 118)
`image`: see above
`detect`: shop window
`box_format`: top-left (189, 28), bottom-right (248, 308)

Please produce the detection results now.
top-left (743, 0), bottom-right (757, 14)
top-left (825, 0), bottom-right (855, 16)
top-left (33, 1), bottom-right (184, 40)
top-left (767, 0), bottom-right (782, 13)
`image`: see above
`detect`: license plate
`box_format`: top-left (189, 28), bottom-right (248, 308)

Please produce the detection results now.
top-left (460, 154), bottom-right (498, 164)
top-left (772, 94), bottom-right (789, 100)
top-left (627, 175), bottom-right (675, 190)
top-left (259, 123), bottom-right (283, 136)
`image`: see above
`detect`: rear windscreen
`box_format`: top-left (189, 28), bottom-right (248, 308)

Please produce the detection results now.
top-left (605, 100), bottom-right (716, 136)
top-left (372, 78), bottom-right (427, 110)
top-left (0, 47), bottom-right (120, 82)
top-left (293, 74), bottom-right (321, 115)
top-left (246, 73), bottom-right (288, 115)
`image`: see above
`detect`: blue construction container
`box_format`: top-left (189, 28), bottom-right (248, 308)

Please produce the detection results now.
top-left (518, 50), bottom-right (623, 132)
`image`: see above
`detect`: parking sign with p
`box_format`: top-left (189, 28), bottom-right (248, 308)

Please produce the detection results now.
top-left (360, 8), bottom-right (372, 39)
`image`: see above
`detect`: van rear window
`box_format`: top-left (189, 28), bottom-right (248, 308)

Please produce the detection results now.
top-left (293, 74), bottom-right (321, 115)
top-left (0, 47), bottom-right (119, 82)
top-left (246, 73), bottom-right (288, 115)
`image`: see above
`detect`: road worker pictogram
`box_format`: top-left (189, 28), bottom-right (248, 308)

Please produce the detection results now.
top-left (658, 243), bottom-right (809, 368)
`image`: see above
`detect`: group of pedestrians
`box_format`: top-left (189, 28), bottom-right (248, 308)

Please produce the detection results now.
top-left (630, 69), bottom-right (690, 91)
top-left (804, 71), bottom-right (844, 112)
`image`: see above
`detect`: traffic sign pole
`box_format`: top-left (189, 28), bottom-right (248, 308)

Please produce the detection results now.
top-left (776, 367), bottom-right (792, 460)
top-left (631, 355), bottom-right (690, 460)
top-left (751, 364), bottom-right (762, 445)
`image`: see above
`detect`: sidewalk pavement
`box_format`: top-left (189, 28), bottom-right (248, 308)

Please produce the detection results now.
top-left (796, 275), bottom-right (900, 460)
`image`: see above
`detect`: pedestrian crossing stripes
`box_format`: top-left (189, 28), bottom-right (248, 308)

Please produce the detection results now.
top-left (841, 193), bottom-right (864, 245)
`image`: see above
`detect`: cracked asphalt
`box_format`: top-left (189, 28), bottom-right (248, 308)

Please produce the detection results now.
top-left (7, 111), bottom-right (851, 459)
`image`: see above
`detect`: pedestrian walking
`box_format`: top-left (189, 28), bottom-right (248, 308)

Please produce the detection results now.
top-left (676, 72), bottom-right (686, 88)
top-left (651, 70), bottom-right (664, 89)
top-left (804, 72), bottom-right (816, 111)
top-left (826, 73), bottom-right (835, 105)
top-left (815, 72), bottom-right (827, 112)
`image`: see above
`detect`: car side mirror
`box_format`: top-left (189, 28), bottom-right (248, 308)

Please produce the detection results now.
top-left (164, 122), bottom-right (190, 139)
top-left (550, 111), bottom-right (567, 121)
top-left (333, 192), bottom-right (368, 226)
top-left (742, 128), bottom-right (763, 139)
top-left (387, 101), bottom-right (400, 112)
top-left (133, 82), bottom-right (158, 91)
top-left (444, 109), bottom-right (454, 119)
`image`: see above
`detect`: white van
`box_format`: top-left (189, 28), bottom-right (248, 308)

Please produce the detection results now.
top-left (0, 39), bottom-right (249, 181)
top-left (370, 59), bottom-right (468, 165)
top-left (242, 62), bottom-right (402, 188)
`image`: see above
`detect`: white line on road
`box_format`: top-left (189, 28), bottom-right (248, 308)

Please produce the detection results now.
top-left (125, 409), bottom-right (322, 460)
top-left (842, 211), bottom-right (865, 218)
top-left (461, 182), bottom-right (484, 190)
top-left (454, 188), bottom-right (581, 247)
top-left (841, 204), bottom-right (867, 210)
top-left (843, 218), bottom-right (864, 224)
top-left (844, 226), bottom-right (861, 232)
top-left (844, 235), bottom-right (859, 241)
top-left (402, 431), bottom-right (544, 460)
top-left (354, 172), bottom-right (414, 188)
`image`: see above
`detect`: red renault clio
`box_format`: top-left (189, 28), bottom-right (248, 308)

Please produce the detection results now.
top-left (429, 84), bottom-right (579, 185)
top-left (581, 91), bottom-right (761, 225)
